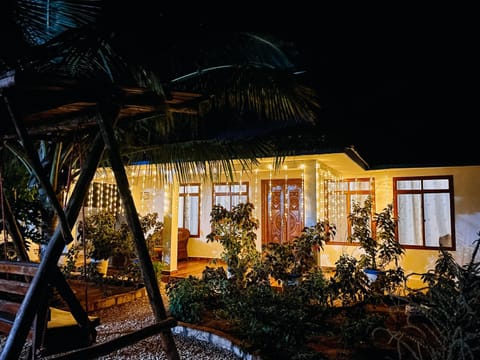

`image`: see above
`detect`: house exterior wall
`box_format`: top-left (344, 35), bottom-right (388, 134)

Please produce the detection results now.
top-left (97, 157), bottom-right (480, 278)
top-left (321, 164), bottom-right (480, 288)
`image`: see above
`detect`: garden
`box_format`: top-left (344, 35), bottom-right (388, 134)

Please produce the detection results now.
top-left (165, 200), bottom-right (480, 360)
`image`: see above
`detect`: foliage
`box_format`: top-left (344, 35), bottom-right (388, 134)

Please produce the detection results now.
top-left (77, 211), bottom-right (124, 260)
top-left (348, 196), bottom-right (405, 298)
top-left (329, 254), bottom-right (369, 306)
top-left (206, 202), bottom-right (260, 289)
top-left (7, 186), bottom-right (44, 246)
top-left (340, 309), bottom-right (385, 348)
top-left (374, 233), bottom-right (480, 360)
top-left (169, 203), bottom-right (331, 358)
top-left (234, 283), bottom-right (310, 360)
top-left (349, 196), bottom-right (404, 271)
top-left (263, 221), bottom-right (334, 285)
top-left (119, 212), bottom-right (164, 260)
top-left (166, 276), bottom-right (210, 324)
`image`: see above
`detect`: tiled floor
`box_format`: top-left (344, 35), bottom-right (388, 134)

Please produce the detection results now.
top-left (168, 258), bottom-right (227, 279)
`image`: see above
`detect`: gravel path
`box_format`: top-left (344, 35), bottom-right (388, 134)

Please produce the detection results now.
top-left (91, 296), bottom-right (241, 360)
top-left (1, 296), bottom-right (242, 359)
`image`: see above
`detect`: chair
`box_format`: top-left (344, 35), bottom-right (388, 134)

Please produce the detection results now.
top-left (177, 228), bottom-right (190, 261)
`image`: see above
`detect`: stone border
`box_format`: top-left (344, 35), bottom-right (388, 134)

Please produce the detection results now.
top-left (172, 324), bottom-right (261, 360)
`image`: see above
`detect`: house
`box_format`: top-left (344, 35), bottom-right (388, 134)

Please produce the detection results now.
top-left (86, 146), bottom-right (480, 287)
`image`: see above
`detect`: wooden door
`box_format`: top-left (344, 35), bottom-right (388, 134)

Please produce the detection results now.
top-left (261, 179), bottom-right (304, 245)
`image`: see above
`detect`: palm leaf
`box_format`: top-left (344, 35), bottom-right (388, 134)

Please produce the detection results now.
top-left (169, 65), bottom-right (320, 125)
top-left (13, 0), bottom-right (101, 46)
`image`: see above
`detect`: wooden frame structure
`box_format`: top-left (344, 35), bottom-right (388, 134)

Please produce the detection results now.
top-left (0, 70), bottom-right (207, 359)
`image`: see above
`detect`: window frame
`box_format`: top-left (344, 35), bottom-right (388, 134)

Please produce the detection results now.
top-left (393, 175), bottom-right (455, 250)
top-left (212, 182), bottom-right (249, 211)
top-left (178, 183), bottom-right (201, 238)
top-left (325, 178), bottom-right (375, 244)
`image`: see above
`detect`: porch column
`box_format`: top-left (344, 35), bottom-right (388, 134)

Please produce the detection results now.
top-left (303, 160), bottom-right (317, 227)
top-left (162, 184), bottom-right (179, 272)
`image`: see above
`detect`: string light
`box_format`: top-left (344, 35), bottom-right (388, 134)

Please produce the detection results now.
top-left (300, 164), bottom-right (305, 225)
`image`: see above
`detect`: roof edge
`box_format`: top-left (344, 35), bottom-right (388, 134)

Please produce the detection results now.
top-left (344, 145), bottom-right (370, 170)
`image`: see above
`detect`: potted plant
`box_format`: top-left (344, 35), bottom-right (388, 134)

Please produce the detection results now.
top-left (77, 211), bottom-right (126, 276)
top-left (348, 196), bottom-right (405, 291)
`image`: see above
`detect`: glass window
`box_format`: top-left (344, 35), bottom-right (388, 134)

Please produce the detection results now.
top-left (326, 178), bottom-right (374, 243)
top-left (394, 176), bottom-right (455, 250)
top-left (213, 182), bottom-right (249, 210)
top-left (178, 184), bottom-right (200, 237)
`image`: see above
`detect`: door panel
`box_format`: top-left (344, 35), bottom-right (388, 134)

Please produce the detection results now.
top-left (261, 179), bottom-right (304, 245)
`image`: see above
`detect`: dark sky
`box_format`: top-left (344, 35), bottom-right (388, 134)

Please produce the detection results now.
top-left (106, 2), bottom-right (476, 168)
top-left (269, 25), bottom-right (476, 168)
top-left (75, 3), bottom-right (480, 168)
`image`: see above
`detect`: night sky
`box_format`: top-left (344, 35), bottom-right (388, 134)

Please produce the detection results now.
top-left (3, 2), bottom-right (475, 168)
top-left (106, 2), bottom-right (476, 168)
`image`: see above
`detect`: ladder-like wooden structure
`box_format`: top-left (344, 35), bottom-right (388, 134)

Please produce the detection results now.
top-left (0, 70), bottom-right (206, 359)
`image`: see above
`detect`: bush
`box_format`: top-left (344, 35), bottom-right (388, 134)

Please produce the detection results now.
top-left (165, 276), bottom-right (210, 323)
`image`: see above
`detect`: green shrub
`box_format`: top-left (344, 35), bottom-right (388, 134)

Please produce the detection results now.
top-left (165, 276), bottom-right (210, 323)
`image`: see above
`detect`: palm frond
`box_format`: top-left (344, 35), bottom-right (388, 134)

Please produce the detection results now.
top-left (24, 25), bottom-right (128, 82)
top-left (13, 0), bottom-right (102, 46)
top-left (120, 137), bottom-right (277, 183)
top-left (169, 65), bottom-right (320, 125)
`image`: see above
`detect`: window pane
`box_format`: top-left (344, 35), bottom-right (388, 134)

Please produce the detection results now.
top-left (214, 185), bottom-right (229, 193)
top-left (186, 196), bottom-right (199, 235)
top-left (178, 198), bottom-right (185, 228)
top-left (424, 193), bottom-right (452, 247)
top-left (184, 185), bottom-right (199, 193)
top-left (397, 194), bottom-right (423, 245)
top-left (215, 196), bottom-right (230, 209)
top-left (328, 193), bottom-right (347, 241)
top-left (397, 180), bottom-right (421, 190)
top-left (423, 179), bottom-right (449, 190)
top-left (349, 180), bottom-right (371, 191)
top-left (328, 181), bottom-right (347, 192)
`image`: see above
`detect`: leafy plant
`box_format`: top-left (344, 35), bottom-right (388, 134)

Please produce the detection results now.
top-left (349, 196), bottom-right (404, 272)
top-left (329, 254), bottom-right (369, 306)
top-left (348, 197), bottom-right (405, 297)
top-left (77, 211), bottom-right (124, 261)
top-left (263, 221), bottom-right (334, 285)
top-left (165, 276), bottom-right (210, 323)
top-left (206, 202), bottom-right (260, 289)
top-left (374, 233), bottom-right (480, 360)
top-left (234, 283), bottom-right (309, 360)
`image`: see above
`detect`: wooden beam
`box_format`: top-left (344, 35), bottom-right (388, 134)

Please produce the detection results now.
top-left (47, 318), bottom-right (177, 360)
top-left (0, 181), bottom-right (29, 261)
top-left (49, 266), bottom-right (95, 337)
top-left (96, 101), bottom-right (180, 360)
top-left (0, 126), bottom-right (106, 360)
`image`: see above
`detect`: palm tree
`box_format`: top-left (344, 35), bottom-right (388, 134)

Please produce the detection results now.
top-left (1, 0), bottom-right (321, 205)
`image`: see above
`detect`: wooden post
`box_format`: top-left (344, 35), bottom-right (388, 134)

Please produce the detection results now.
top-left (0, 126), bottom-right (106, 360)
top-left (96, 102), bottom-right (180, 360)
top-left (0, 166), bottom-right (29, 261)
